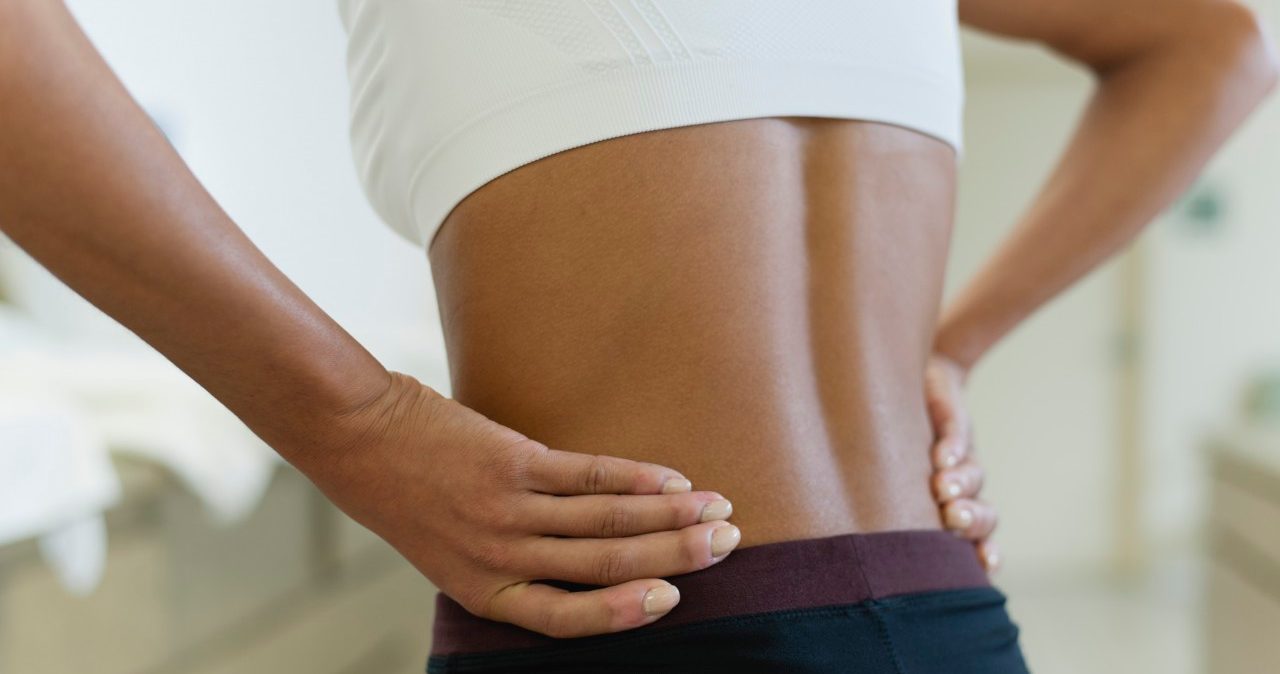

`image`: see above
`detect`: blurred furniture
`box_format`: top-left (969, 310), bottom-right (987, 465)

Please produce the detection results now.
top-left (0, 458), bottom-right (437, 674)
top-left (0, 246), bottom-right (449, 674)
top-left (1205, 427), bottom-right (1280, 673)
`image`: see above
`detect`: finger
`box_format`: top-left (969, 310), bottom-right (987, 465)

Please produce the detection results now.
top-left (516, 520), bottom-right (741, 586)
top-left (943, 498), bottom-right (998, 541)
top-left (520, 491), bottom-right (732, 538)
top-left (483, 578), bottom-right (682, 638)
top-left (932, 460), bottom-right (984, 503)
top-left (924, 359), bottom-right (960, 423)
top-left (931, 415), bottom-right (972, 470)
top-left (523, 447), bottom-right (691, 496)
top-left (976, 539), bottom-right (1001, 574)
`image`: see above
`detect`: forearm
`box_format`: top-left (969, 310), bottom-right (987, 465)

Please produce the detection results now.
top-left (938, 1), bottom-right (1278, 371)
top-left (0, 0), bottom-right (392, 460)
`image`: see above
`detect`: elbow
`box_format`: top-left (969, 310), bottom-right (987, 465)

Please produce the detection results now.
top-left (1065, 1), bottom-right (1280, 97)
top-left (1192, 1), bottom-right (1279, 99)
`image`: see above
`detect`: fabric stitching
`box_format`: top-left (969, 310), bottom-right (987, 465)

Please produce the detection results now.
top-left (402, 56), bottom-right (962, 242)
top-left (584, 0), bottom-right (650, 64)
top-left (608, 0), bottom-right (660, 63)
top-left (868, 602), bottom-right (909, 674)
top-left (850, 536), bottom-right (908, 673)
top-left (579, 0), bottom-right (639, 66)
top-left (634, 0), bottom-right (691, 59)
top-left (848, 533), bottom-right (877, 598)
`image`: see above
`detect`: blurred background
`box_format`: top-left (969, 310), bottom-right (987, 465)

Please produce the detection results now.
top-left (2, 1), bottom-right (1278, 672)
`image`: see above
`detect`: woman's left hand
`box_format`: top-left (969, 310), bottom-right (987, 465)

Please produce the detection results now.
top-left (925, 353), bottom-right (1001, 574)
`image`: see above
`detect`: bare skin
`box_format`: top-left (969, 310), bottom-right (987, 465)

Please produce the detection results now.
top-left (0, 0), bottom-right (1274, 642)
top-left (429, 118), bottom-right (957, 546)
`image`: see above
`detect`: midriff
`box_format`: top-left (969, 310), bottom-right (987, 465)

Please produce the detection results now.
top-left (427, 116), bottom-right (956, 547)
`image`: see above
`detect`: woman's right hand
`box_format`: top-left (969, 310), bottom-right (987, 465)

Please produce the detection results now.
top-left (293, 370), bottom-right (740, 638)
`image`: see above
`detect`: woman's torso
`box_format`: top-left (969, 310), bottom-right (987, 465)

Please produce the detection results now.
top-left (337, 0), bottom-right (965, 547)
top-left (427, 117), bottom-right (956, 546)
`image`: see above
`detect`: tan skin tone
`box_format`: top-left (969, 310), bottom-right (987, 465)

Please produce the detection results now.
top-left (0, 0), bottom-right (1274, 642)
top-left (429, 117), bottom-right (958, 547)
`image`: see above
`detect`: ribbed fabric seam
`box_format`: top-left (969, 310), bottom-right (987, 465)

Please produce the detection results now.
top-left (850, 535), bottom-right (908, 673)
top-left (403, 56), bottom-right (963, 247)
top-left (582, 0), bottom-right (648, 64)
top-left (632, 0), bottom-right (691, 59)
top-left (597, 0), bottom-right (652, 63)
top-left (867, 602), bottom-right (909, 674)
top-left (607, 0), bottom-right (661, 63)
top-left (848, 534), bottom-right (877, 598)
top-left (411, 56), bottom-right (956, 170)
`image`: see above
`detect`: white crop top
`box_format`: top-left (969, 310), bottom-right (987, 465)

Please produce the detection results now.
top-left (337, 0), bottom-right (965, 248)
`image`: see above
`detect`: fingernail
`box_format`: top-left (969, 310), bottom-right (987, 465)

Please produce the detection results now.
top-left (944, 481), bottom-right (963, 499)
top-left (946, 506), bottom-right (973, 530)
top-left (710, 524), bottom-right (741, 557)
top-left (642, 584), bottom-right (680, 616)
top-left (986, 550), bottom-right (1001, 572)
top-left (661, 478), bottom-right (692, 494)
top-left (943, 451), bottom-right (960, 468)
top-left (699, 499), bottom-right (733, 523)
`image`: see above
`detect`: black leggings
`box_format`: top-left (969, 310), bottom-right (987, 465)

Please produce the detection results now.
top-left (426, 530), bottom-right (1030, 673)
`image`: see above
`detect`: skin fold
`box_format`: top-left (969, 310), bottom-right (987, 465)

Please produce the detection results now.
top-left (0, 0), bottom-right (1275, 639)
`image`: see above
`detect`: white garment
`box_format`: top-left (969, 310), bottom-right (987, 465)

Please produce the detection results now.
top-left (336, 0), bottom-right (965, 248)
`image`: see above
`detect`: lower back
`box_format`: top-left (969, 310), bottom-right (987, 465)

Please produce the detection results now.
top-left (428, 116), bottom-right (957, 547)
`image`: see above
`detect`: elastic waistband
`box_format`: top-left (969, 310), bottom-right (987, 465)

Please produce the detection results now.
top-left (430, 528), bottom-right (988, 657)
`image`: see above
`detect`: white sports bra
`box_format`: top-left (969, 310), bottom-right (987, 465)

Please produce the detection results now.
top-left (337, 0), bottom-right (965, 248)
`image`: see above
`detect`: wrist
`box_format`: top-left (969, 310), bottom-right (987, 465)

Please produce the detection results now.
top-left (254, 354), bottom-right (398, 469)
top-left (929, 348), bottom-right (972, 386)
top-left (286, 369), bottom-right (441, 473)
top-left (931, 327), bottom-right (980, 381)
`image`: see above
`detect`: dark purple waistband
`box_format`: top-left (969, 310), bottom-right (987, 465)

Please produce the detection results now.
top-left (430, 528), bottom-right (989, 657)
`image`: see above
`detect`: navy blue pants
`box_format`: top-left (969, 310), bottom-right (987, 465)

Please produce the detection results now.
top-left (427, 530), bottom-right (1030, 673)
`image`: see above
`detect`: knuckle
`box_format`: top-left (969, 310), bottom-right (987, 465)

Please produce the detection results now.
top-left (456, 582), bottom-right (501, 620)
top-left (467, 539), bottom-right (512, 572)
top-left (538, 604), bottom-right (577, 639)
top-left (480, 494), bottom-right (525, 532)
top-left (597, 503), bottom-right (633, 538)
top-left (486, 453), bottom-right (528, 490)
top-left (582, 455), bottom-right (611, 494)
top-left (679, 496), bottom-right (704, 524)
top-left (595, 546), bottom-right (634, 585)
top-left (684, 527), bottom-right (710, 568)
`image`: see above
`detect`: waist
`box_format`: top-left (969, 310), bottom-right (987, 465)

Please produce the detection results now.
top-left (429, 114), bottom-right (954, 545)
top-left (429, 529), bottom-right (989, 659)
top-left (451, 369), bottom-right (944, 545)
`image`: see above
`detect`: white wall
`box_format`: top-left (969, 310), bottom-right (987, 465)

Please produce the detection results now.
top-left (1139, 0), bottom-right (1280, 549)
top-left (952, 35), bottom-right (1125, 573)
top-left (955, 0), bottom-right (1280, 574)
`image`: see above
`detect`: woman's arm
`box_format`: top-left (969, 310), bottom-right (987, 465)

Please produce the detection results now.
top-left (0, 0), bottom-right (744, 635)
top-left (938, 0), bottom-right (1279, 370)
top-left (0, 0), bottom-right (390, 458)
